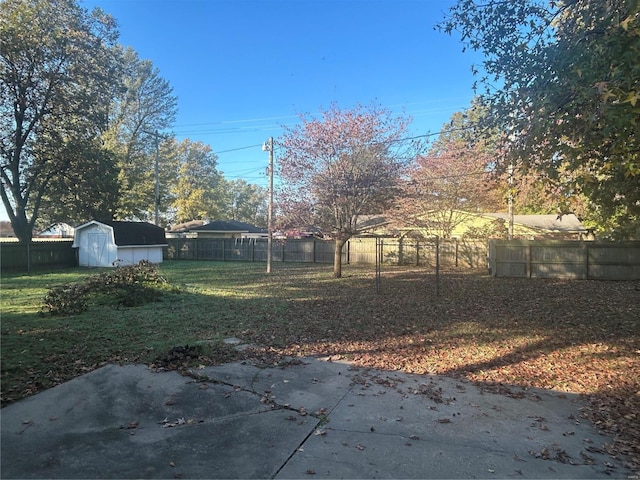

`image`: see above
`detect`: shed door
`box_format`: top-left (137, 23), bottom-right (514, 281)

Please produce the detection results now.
top-left (87, 233), bottom-right (108, 267)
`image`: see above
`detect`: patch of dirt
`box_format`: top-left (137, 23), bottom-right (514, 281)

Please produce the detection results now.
top-left (150, 343), bottom-right (242, 372)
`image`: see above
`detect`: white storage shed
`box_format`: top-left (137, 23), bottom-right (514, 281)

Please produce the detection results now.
top-left (72, 220), bottom-right (167, 267)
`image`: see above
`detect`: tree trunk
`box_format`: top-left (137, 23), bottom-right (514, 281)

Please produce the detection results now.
top-left (11, 212), bottom-right (33, 244)
top-left (333, 238), bottom-right (346, 278)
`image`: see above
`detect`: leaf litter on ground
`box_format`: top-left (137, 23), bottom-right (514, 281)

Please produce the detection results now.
top-left (2, 264), bottom-right (638, 470)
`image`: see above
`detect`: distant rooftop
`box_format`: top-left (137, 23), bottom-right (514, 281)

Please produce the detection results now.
top-left (484, 213), bottom-right (587, 233)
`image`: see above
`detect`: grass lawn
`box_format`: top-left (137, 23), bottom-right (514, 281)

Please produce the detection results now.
top-left (1, 260), bottom-right (639, 469)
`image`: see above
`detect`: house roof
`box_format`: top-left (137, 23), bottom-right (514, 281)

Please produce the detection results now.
top-left (37, 223), bottom-right (75, 237)
top-left (166, 220), bottom-right (208, 233)
top-left (483, 213), bottom-right (587, 233)
top-left (354, 215), bottom-right (389, 231)
top-left (189, 220), bottom-right (266, 234)
top-left (75, 220), bottom-right (167, 246)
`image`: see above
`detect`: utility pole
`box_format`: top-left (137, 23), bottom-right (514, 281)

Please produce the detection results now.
top-left (263, 137), bottom-right (274, 273)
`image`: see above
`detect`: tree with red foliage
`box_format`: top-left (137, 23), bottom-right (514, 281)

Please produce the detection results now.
top-left (391, 109), bottom-right (502, 238)
top-left (277, 103), bottom-right (418, 277)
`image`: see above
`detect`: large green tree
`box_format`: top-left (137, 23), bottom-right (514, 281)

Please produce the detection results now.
top-left (277, 103), bottom-right (417, 277)
top-left (0, 0), bottom-right (121, 242)
top-left (440, 0), bottom-right (640, 238)
top-left (167, 138), bottom-right (223, 224)
top-left (36, 138), bottom-right (120, 227)
top-left (221, 179), bottom-right (268, 227)
top-left (103, 48), bottom-right (177, 223)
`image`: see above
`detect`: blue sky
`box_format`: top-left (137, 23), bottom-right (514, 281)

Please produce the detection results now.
top-left (86, 0), bottom-right (483, 180)
top-left (3, 0), bottom-right (485, 221)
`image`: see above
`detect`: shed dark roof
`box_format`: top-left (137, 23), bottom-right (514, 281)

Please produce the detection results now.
top-left (101, 221), bottom-right (167, 246)
top-left (189, 220), bottom-right (266, 233)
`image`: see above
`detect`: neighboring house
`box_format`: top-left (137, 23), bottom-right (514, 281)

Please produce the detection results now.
top-left (0, 221), bottom-right (15, 238)
top-left (468, 213), bottom-right (590, 240)
top-left (280, 226), bottom-right (325, 239)
top-left (353, 215), bottom-right (390, 236)
top-left (165, 220), bottom-right (208, 238)
top-left (187, 220), bottom-right (267, 239)
top-left (350, 212), bottom-right (590, 240)
top-left (37, 223), bottom-right (75, 238)
top-left (281, 216), bottom-right (388, 239)
top-left (73, 220), bottom-right (167, 267)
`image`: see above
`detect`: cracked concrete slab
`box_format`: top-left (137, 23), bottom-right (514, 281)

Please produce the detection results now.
top-left (194, 357), bottom-right (355, 415)
top-left (1, 364), bottom-right (315, 479)
top-left (276, 368), bottom-right (621, 479)
top-left (1, 358), bottom-right (634, 479)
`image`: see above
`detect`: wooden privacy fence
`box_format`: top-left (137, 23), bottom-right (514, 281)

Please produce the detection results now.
top-left (3, 237), bottom-right (638, 280)
top-left (164, 237), bottom-right (488, 268)
top-left (489, 240), bottom-right (640, 280)
top-left (0, 240), bottom-right (76, 272)
top-left (345, 237), bottom-right (487, 268)
top-left (164, 237), bottom-right (335, 263)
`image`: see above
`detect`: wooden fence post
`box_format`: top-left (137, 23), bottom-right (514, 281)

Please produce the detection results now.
top-left (27, 242), bottom-right (34, 273)
top-left (375, 237), bottom-right (381, 293)
top-left (455, 238), bottom-right (459, 268)
top-left (583, 242), bottom-right (589, 280)
top-left (435, 236), bottom-right (440, 297)
top-left (346, 240), bottom-right (350, 265)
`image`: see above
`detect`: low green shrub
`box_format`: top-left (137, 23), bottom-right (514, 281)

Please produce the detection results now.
top-left (42, 283), bottom-right (91, 316)
top-left (43, 261), bottom-right (167, 315)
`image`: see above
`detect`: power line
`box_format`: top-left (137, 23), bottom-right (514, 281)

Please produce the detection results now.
top-left (170, 100), bottom-right (474, 139)
top-left (220, 166), bottom-right (265, 175)
top-left (213, 144), bottom-right (262, 155)
top-left (169, 123), bottom-right (490, 186)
